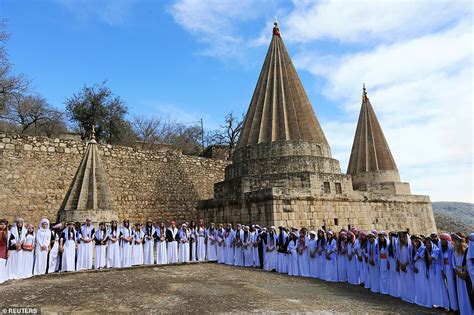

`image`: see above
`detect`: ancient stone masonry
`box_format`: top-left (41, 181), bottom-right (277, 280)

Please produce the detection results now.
top-left (198, 22), bottom-right (437, 234)
top-left (0, 133), bottom-right (229, 224)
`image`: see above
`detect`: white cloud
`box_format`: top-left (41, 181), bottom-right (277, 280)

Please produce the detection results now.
top-left (286, 0), bottom-right (471, 43)
top-left (55, 0), bottom-right (138, 26)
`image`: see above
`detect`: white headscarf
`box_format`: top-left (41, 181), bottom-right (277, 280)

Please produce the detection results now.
top-left (10, 219), bottom-right (27, 245)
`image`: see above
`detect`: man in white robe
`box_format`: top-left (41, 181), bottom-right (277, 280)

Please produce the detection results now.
top-left (179, 224), bottom-right (190, 263)
top-left (242, 226), bottom-right (253, 267)
top-left (34, 218), bottom-right (51, 275)
top-left (120, 219), bottom-right (133, 268)
top-left (276, 227), bottom-right (289, 273)
top-left (61, 222), bottom-right (77, 272)
top-left (6, 218), bottom-right (27, 279)
top-left (77, 218), bottom-right (95, 271)
top-left (233, 224), bottom-right (244, 266)
top-left (216, 224), bottom-right (226, 264)
top-left (250, 226), bottom-right (261, 268)
top-left (206, 223), bottom-right (218, 261)
top-left (166, 220), bottom-right (180, 264)
top-left (156, 222), bottom-right (167, 264)
top-left (94, 222), bottom-right (108, 269)
top-left (107, 220), bottom-right (121, 268)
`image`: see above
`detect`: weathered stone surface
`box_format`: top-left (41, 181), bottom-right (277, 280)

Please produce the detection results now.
top-left (0, 134), bottom-right (229, 224)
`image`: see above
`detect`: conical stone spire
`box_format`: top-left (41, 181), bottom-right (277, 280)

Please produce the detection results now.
top-left (347, 86), bottom-right (409, 194)
top-left (237, 21), bottom-right (329, 148)
top-left (58, 127), bottom-right (118, 224)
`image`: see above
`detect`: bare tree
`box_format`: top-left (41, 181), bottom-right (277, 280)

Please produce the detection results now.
top-left (208, 112), bottom-right (244, 159)
top-left (132, 115), bottom-right (163, 149)
top-left (0, 94), bottom-right (66, 136)
top-left (0, 21), bottom-right (30, 113)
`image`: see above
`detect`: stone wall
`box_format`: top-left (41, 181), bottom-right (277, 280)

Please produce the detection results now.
top-left (0, 133), bottom-right (229, 225)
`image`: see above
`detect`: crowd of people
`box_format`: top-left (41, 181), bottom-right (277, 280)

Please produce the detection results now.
top-left (0, 217), bottom-right (473, 314)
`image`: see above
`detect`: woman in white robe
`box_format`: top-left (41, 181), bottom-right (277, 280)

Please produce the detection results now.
top-left (0, 220), bottom-right (9, 283)
top-left (189, 221), bottom-right (197, 261)
top-left (166, 221), bottom-right (179, 264)
top-left (452, 234), bottom-right (473, 315)
top-left (251, 226), bottom-right (260, 268)
top-left (337, 232), bottom-right (348, 282)
top-left (34, 218), bottom-right (51, 275)
top-left (7, 218), bottom-right (27, 279)
top-left (426, 240), bottom-right (450, 309)
top-left (224, 225), bottom-right (234, 265)
top-left (264, 227), bottom-right (278, 271)
top-left (233, 225), bottom-right (244, 267)
top-left (120, 220), bottom-right (133, 268)
top-left (48, 223), bottom-right (62, 273)
top-left (316, 229), bottom-right (326, 280)
top-left (94, 223), bottom-right (107, 269)
top-left (307, 231), bottom-right (318, 278)
top-left (297, 230), bottom-right (310, 277)
top-left (156, 222), bottom-right (167, 265)
top-left (377, 232), bottom-right (390, 295)
top-left (387, 233), bottom-right (400, 297)
top-left (346, 231), bottom-right (359, 285)
top-left (77, 218), bottom-right (94, 271)
top-left (242, 226), bottom-right (253, 267)
top-left (206, 224), bottom-right (218, 261)
top-left (276, 227), bottom-right (289, 274)
top-left (107, 221), bottom-right (121, 268)
top-left (21, 224), bottom-right (35, 279)
top-left (287, 233), bottom-right (299, 276)
top-left (412, 236), bottom-right (431, 308)
top-left (367, 232), bottom-right (380, 293)
top-left (178, 224), bottom-right (190, 263)
top-left (132, 223), bottom-right (144, 266)
top-left (196, 220), bottom-right (207, 261)
top-left (439, 233), bottom-right (458, 312)
top-left (216, 225), bottom-right (226, 264)
top-left (61, 222), bottom-right (77, 272)
top-left (143, 220), bottom-right (156, 265)
top-left (396, 232), bottom-right (415, 303)
top-left (325, 231), bottom-right (338, 282)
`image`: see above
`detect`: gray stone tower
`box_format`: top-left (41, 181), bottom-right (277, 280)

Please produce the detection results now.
top-left (58, 128), bottom-right (118, 224)
top-left (347, 85), bottom-right (411, 194)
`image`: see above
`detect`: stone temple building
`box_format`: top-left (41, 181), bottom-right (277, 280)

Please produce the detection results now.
top-left (198, 22), bottom-right (436, 233)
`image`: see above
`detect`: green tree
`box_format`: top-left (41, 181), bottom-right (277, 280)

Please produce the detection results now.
top-left (65, 82), bottom-right (134, 144)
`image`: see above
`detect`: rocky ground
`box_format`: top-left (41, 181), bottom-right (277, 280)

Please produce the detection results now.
top-left (0, 262), bottom-right (448, 314)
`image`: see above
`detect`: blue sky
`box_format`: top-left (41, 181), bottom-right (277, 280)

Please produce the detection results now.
top-left (1, 0), bottom-right (472, 202)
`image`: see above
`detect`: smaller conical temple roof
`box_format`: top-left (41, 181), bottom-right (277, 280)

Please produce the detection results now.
top-left (59, 128), bottom-right (117, 223)
top-left (237, 21), bottom-right (329, 148)
top-left (347, 86), bottom-right (398, 175)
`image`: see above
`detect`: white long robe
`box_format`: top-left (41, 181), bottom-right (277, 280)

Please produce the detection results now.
top-left (346, 242), bottom-right (359, 285)
top-left (276, 232), bottom-right (288, 274)
top-left (34, 223), bottom-right (51, 275)
top-left (196, 226), bottom-right (206, 261)
top-left (216, 229), bottom-right (226, 264)
top-left (243, 231), bottom-right (253, 267)
top-left (378, 243), bottom-right (390, 294)
top-left (207, 229), bottom-right (218, 261)
top-left (453, 251), bottom-right (473, 315)
top-left (107, 228), bottom-right (121, 268)
top-left (132, 230), bottom-right (144, 266)
top-left (337, 242), bottom-right (348, 282)
top-left (21, 233), bottom-right (35, 278)
top-left (61, 227), bottom-right (76, 272)
top-left (428, 245), bottom-right (450, 309)
top-left (308, 238), bottom-right (318, 278)
top-left (398, 244), bottom-right (415, 303)
top-left (77, 224), bottom-right (94, 271)
top-left (287, 240), bottom-right (299, 276)
top-left (7, 225), bottom-right (27, 279)
top-left (251, 231), bottom-right (260, 267)
top-left (264, 233), bottom-right (277, 271)
top-left (120, 226), bottom-right (133, 268)
top-left (224, 231), bottom-right (234, 265)
top-left (178, 229), bottom-right (190, 263)
top-left (367, 240), bottom-right (379, 293)
top-left (325, 239), bottom-right (338, 282)
top-left (413, 246), bottom-right (431, 308)
top-left (143, 225), bottom-right (155, 265)
top-left (167, 227), bottom-right (179, 264)
top-left (189, 228), bottom-right (197, 261)
top-left (48, 231), bottom-right (61, 273)
top-left (316, 240), bottom-right (326, 280)
top-left (156, 227), bottom-right (167, 265)
top-left (94, 228), bottom-right (107, 269)
top-left (233, 230), bottom-right (244, 267)
top-left (441, 245), bottom-right (458, 311)
top-left (297, 238), bottom-right (310, 277)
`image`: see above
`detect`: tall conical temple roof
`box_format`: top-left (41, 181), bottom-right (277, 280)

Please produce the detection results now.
top-left (237, 21), bottom-right (329, 148)
top-left (347, 86), bottom-right (398, 175)
top-left (59, 128), bottom-right (117, 223)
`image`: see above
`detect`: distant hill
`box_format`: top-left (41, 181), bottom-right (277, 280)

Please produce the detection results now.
top-left (432, 201), bottom-right (473, 233)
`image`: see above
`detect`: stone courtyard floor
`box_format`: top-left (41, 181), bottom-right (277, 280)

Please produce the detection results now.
top-left (0, 262), bottom-right (448, 314)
